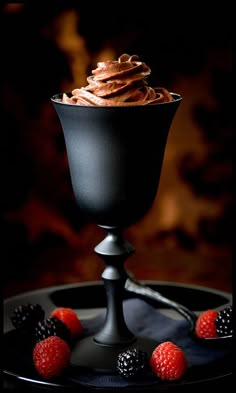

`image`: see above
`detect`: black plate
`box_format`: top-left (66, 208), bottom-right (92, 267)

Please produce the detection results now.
top-left (3, 281), bottom-right (232, 391)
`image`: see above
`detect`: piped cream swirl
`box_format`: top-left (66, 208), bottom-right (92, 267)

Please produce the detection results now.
top-left (62, 54), bottom-right (173, 106)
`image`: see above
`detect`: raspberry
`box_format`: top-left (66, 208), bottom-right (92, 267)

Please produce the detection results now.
top-left (215, 305), bottom-right (233, 337)
top-left (195, 309), bottom-right (218, 338)
top-left (51, 307), bottom-right (83, 338)
top-left (11, 303), bottom-right (45, 331)
top-left (35, 317), bottom-right (71, 343)
top-left (33, 336), bottom-right (71, 380)
top-left (117, 348), bottom-right (148, 379)
top-left (150, 341), bottom-right (187, 381)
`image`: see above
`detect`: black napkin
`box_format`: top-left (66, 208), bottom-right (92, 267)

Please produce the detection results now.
top-left (69, 298), bottom-right (230, 388)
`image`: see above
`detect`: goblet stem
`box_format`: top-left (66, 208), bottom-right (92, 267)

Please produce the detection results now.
top-left (70, 227), bottom-right (158, 371)
top-left (94, 227), bottom-right (136, 345)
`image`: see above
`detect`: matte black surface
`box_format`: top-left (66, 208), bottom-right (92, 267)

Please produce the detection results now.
top-left (3, 282), bottom-right (232, 391)
top-left (70, 335), bottom-right (157, 371)
top-left (92, 228), bottom-right (136, 347)
top-left (48, 282), bottom-right (230, 310)
top-left (51, 94), bottom-right (181, 227)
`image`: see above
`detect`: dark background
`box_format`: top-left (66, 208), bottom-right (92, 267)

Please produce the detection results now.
top-left (1, 3), bottom-right (232, 297)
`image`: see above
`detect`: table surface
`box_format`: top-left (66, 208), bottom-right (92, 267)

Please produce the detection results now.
top-left (3, 281), bottom-right (232, 392)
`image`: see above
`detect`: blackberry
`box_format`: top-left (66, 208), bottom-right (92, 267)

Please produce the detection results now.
top-left (117, 348), bottom-right (148, 379)
top-left (35, 317), bottom-right (71, 343)
top-left (11, 303), bottom-right (45, 331)
top-left (215, 305), bottom-right (233, 337)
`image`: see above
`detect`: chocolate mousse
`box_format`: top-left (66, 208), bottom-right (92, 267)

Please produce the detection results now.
top-left (62, 54), bottom-right (173, 106)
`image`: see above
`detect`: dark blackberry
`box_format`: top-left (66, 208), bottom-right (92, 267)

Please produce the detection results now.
top-left (117, 348), bottom-right (148, 379)
top-left (11, 303), bottom-right (45, 331)
top-left (215, 305), bottom-right (233, 337)
top-left (35, 317), bottom-right (71, 343)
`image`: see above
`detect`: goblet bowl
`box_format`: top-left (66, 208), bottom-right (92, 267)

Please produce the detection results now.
top-left (52, 94), bottom-right (182, 227)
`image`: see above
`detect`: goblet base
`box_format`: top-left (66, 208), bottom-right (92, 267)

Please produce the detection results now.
top-left (71, 335), bottom-right (158, 372)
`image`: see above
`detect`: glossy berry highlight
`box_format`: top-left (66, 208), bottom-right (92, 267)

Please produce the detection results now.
top-left (215, 305), bottom-right (233, 337)
top-left (150, 341), bottom-right (187, 381)
top-left (11, 303), bottom-right (45, 331)
top-left (35, 316), bottom-right (71, 343)
top-left (51, 307), bottom-right (83, 338)
top-left (33, 336), bottom-right (71, 380)
top-left (117, 348), bottom-right (148, 379)
top-left (195, 309), bottom-right (218, 338)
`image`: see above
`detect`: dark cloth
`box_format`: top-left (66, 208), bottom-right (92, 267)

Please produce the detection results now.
top-left (69, 298), bottom-right (230, 389)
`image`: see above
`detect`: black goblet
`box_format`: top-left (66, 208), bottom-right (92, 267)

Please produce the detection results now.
top-left (51, 93), bottom-right (182, 372)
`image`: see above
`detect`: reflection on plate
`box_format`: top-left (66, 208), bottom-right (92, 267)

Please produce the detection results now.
top-left (3, 281), bottom-right (232, 391)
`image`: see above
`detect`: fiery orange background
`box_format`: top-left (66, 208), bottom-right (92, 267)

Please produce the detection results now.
top-left (2, 4), bottom-right (232, 297)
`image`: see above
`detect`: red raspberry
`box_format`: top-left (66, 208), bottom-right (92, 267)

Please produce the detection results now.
top-left (33, 336), bottom-right (70, 380)
top-left (195, 309), bottom-right (218, 338)
top-left (150, 341), bottom-right (187, 381)
top-left (51, 307), bottom-right (83, 338)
